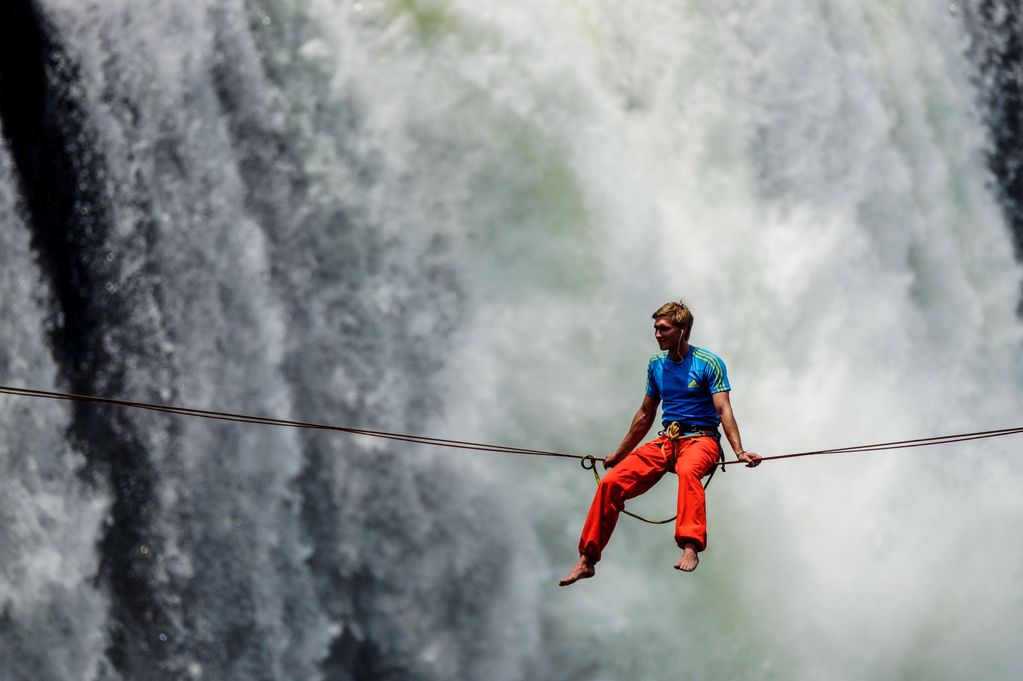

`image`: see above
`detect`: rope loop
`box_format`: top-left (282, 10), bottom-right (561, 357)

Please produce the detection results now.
top-left (582, 452), bottom-right (675, 525)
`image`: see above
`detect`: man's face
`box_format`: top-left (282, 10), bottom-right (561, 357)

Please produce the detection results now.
top-left (653, 317), bottom-right (684, 350)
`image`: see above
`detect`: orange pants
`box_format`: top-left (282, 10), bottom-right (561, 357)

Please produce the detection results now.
top-left (578, 435), bottom-right (721, 562)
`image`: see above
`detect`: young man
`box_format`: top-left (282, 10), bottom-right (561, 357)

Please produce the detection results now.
top-left (559, 300), bottom-right (761, 585)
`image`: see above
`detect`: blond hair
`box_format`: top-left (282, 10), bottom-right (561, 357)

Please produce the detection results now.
top-left (652, 300), bottom-right (693, 341)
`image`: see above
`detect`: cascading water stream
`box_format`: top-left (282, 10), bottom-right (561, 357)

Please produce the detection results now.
top-left (0, 118), bottom-right (110, 681)
top-left (0, 1), bottom-right (1021, 680)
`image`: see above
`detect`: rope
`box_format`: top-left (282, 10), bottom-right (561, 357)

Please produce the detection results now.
top-left (717, 425), bottom-right (1023, 467)
top-left (0, 384), bottom-right (587, 461)
top-left (2, 382), bottom-right (1023, 524)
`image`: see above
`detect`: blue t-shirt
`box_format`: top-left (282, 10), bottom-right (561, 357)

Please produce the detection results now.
top-left (645, 346), bottom-right (730, 429)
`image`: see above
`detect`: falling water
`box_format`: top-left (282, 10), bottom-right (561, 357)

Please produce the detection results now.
top-left (0, 1), bottom-right (1021, 679)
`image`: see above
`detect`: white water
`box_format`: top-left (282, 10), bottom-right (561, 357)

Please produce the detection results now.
top-left (0, 123), bottom-right (109, 678)
top-left (2, 0), bottom-right (1022, 679)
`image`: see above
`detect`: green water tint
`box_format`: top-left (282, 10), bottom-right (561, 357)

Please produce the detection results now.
top-left (384, 0), bottom-right (456, 44)
top-left (466, 131), bottom-right (596, 294)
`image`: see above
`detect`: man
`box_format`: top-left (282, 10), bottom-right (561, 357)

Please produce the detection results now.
top-left (559, 300), bottom-right (761, 585)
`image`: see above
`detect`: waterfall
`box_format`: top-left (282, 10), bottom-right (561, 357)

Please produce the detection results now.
top-left (0, 116), bottom-right (110, 681)
top-left (0, 1), bottom-right (1021, 679)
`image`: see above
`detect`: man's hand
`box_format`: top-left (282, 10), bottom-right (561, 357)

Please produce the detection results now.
top-left (603, 451), bottom-right (628, 469)
top-left (737, 451), bottom-right (762, 468)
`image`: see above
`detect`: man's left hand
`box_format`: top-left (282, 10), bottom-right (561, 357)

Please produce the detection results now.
top-left (737, 451), bottom-right (762, 468)
top-left (603, 451), bottom-right (627, 469)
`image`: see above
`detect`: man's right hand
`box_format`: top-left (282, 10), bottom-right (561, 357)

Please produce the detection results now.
top-left (603, 451), bottom-right (627, 469)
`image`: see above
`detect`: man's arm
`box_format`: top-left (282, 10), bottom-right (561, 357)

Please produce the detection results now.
top-left (711, 391), bottom-right (762, 467)
top-left (604, 394), bottom-right (660, 469)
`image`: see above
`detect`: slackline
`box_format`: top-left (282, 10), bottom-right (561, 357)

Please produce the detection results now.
top-left (2, 383), bottom-right (1022, 524)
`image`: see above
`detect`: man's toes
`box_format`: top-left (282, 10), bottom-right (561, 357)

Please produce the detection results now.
top-left (674, 553), bottom-right (699, 572)
top-left (559, 564), bottom-right (594, 586)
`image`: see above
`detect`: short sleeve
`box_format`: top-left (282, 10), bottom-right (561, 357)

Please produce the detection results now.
top-left (707, 357), bottom-right (731, 394)
top-left (646, 359), bottom-right (660, 398)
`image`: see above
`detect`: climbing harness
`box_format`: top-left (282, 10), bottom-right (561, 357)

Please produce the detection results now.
top-left (660, 420), bottom-right (726, 488)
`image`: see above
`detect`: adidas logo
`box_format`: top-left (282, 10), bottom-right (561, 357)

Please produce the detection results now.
top-left (688, 379), bottom-right (699, 389)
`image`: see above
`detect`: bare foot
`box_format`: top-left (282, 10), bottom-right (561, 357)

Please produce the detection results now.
top-left (674, 543), bottom-right (699, 573)
top-left (559, 554), bottom-right (596, 586)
